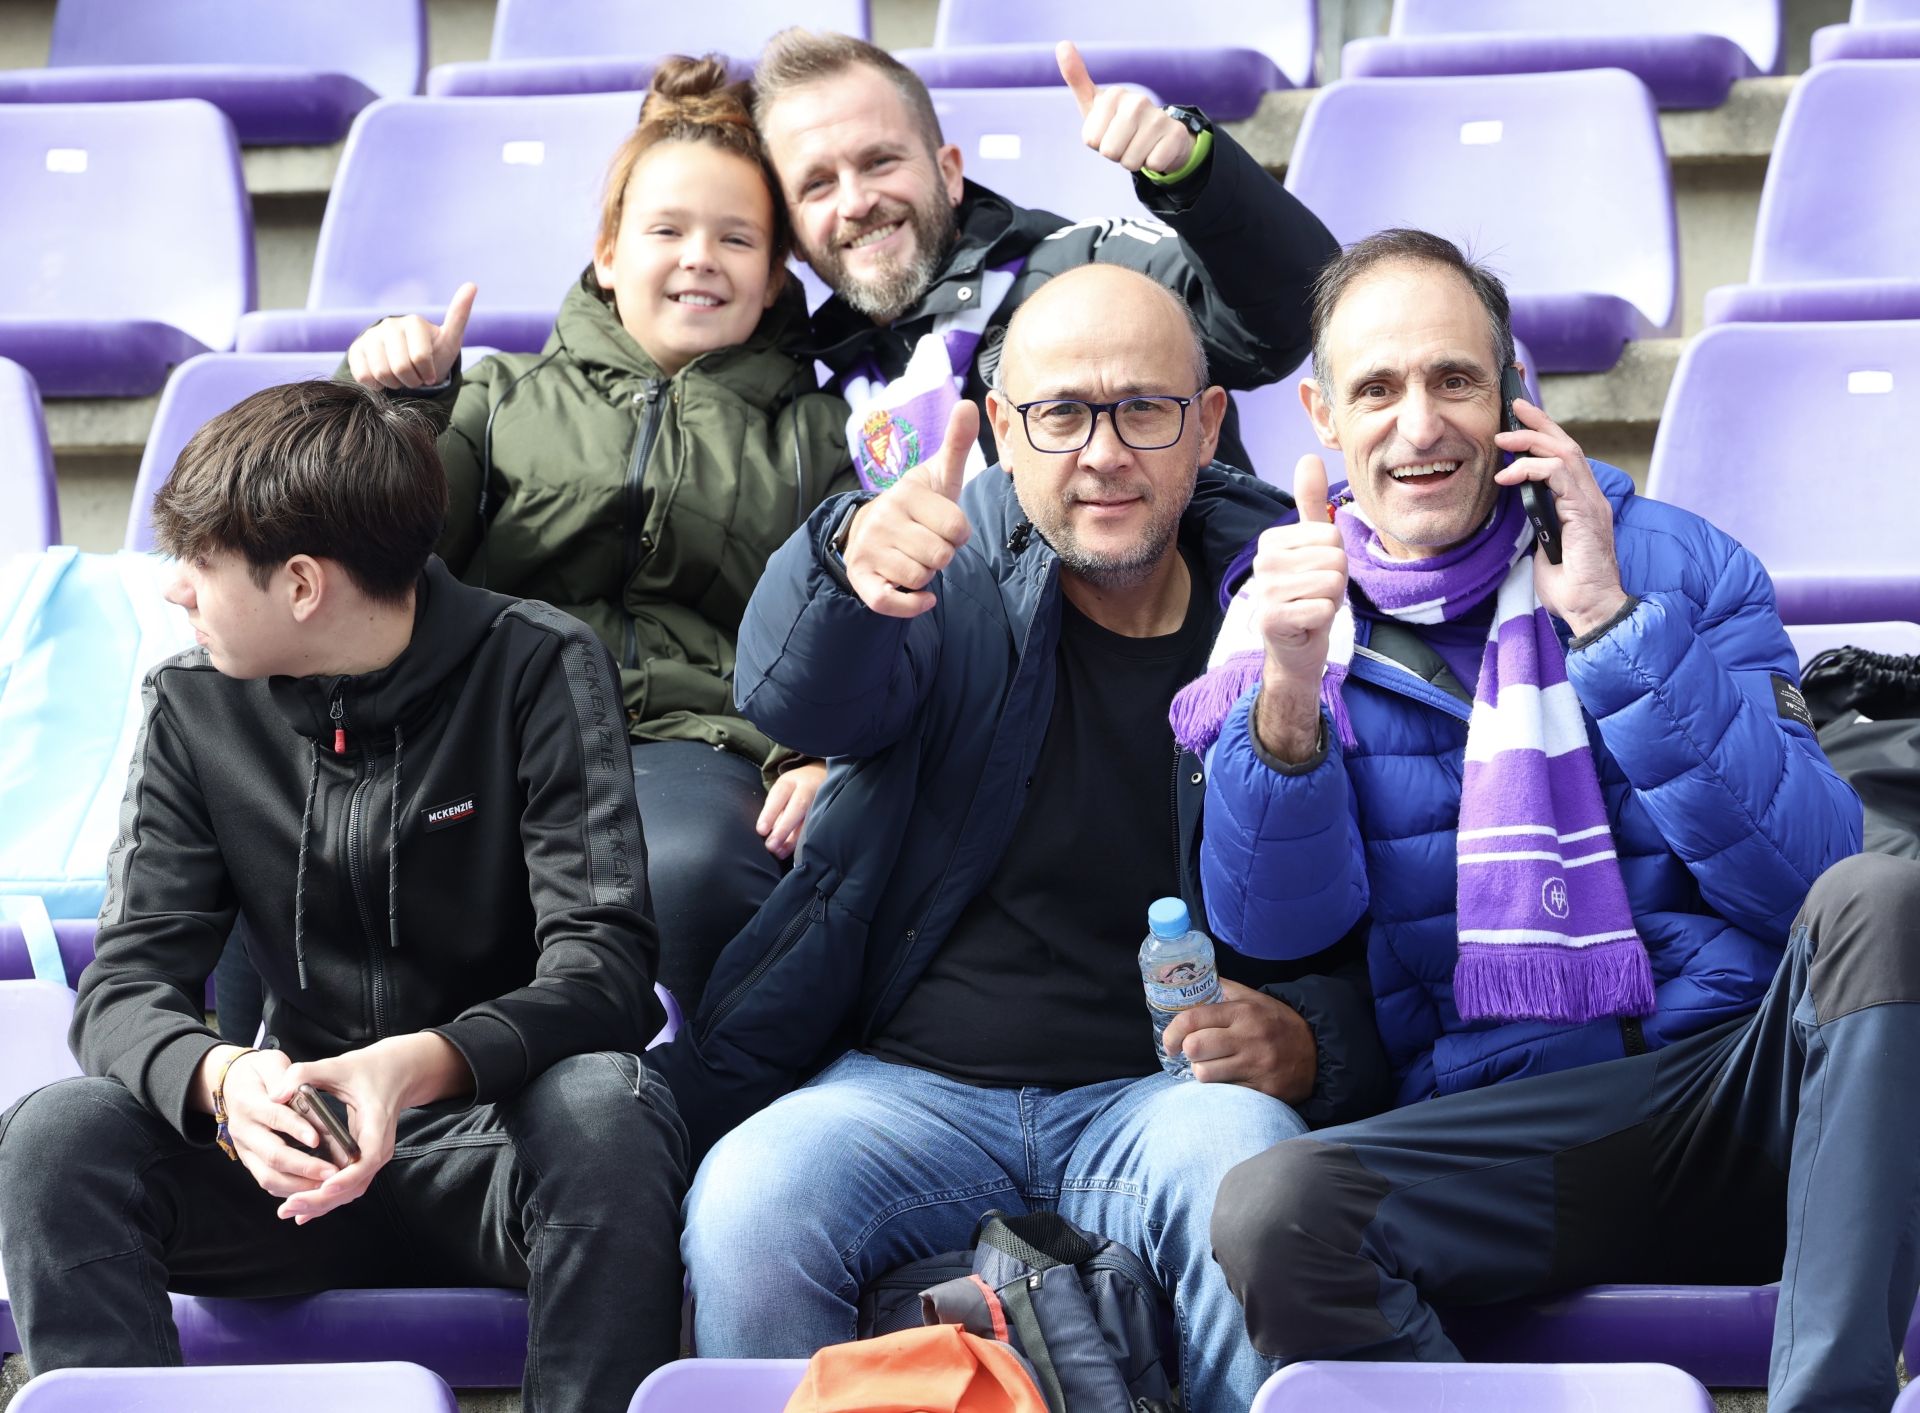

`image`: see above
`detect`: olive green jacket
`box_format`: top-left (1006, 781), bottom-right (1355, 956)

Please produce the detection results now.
top-left (381, 270), bottom-right (854, 774)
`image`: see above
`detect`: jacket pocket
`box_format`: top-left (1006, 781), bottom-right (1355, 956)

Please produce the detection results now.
top-left (698, 886), bottom-right (827, 1045)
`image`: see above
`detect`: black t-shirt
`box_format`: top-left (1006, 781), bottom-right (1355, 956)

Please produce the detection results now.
top-left (867, 561), bottom-right (1220, 1088)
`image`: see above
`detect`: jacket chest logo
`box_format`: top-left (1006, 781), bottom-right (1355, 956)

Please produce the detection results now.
top-left (422, 796), bottom-right (478, 832)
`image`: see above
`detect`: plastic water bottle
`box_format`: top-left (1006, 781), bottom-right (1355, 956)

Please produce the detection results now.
top-left (1140, 897), bottom-right (1222, 1078)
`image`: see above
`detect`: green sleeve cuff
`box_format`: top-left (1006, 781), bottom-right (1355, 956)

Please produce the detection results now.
top-left (1143, 127), bottom-right (1212, 186)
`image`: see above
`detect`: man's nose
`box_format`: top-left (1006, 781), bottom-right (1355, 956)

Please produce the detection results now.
top-left (1077, 407), bottom-right (1136, 472)
top-left (164, 571), bottom-right (193, 610)
top-left (1396, 388), bottom-right (1446, 450)
top-left (836, 172), bottom-right (879, 223)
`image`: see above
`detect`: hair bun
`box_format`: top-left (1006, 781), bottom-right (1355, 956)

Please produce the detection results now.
top-left (640, 54), bottom-right (752, 131)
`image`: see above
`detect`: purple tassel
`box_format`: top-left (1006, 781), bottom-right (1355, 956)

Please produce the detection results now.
top-left (1454, 939), bottom-right (1655, 1025)
top-left (1170, 652), bottom-right (1264, 755)
top-left (1321, 664), bottom-right (1357, 751)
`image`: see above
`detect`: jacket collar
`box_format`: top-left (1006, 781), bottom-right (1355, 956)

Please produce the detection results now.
top-left (267, 558), bottom-right (509, 745)
top-left (804, 182), bottom-right (1068, 376)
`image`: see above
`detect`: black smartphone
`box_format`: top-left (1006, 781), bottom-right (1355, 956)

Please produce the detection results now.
top-left (291, 1083), bottom-right (361, 1166)
top-left (1504, 365), bottom-right (1562, 565)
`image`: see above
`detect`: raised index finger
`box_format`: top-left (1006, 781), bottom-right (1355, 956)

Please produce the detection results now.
top-left (1055, 41), bottom-right (1097, 116)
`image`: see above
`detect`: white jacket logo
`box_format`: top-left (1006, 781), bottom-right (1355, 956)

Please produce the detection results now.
top-left (422, 796), bottom-right (477, 833)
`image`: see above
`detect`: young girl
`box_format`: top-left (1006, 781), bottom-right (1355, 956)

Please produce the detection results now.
top-left (346, 56), bottom-right (853, 1015)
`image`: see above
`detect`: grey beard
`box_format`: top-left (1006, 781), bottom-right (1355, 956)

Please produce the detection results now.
top-left (835, 243), bottom-right (946, 323)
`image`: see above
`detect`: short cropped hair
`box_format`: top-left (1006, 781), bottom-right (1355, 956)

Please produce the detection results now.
top-left (752, 27), bottom-right (945, 158)
top-left (1309, 228), bottom-right (1517, 396)
top-left (152, 380), bottom-right (446, 604)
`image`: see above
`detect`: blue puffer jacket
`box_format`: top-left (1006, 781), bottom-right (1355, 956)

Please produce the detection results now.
top-left (1201, 466), bottom-right (1863, 1106)
top-left (656, 465), bottom-right (1394, 1159)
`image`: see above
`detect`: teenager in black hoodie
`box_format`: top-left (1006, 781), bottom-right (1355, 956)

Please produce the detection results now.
top-left (0, 381), bottom-right (687, 1412)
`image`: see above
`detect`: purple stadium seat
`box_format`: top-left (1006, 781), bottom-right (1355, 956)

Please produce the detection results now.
top-left (927, 87), bottom-right (1160, 224)
top-left (1703, 63), bottom-right (1920, 325)
top-left (0, 0), bottom-right (425, 146)
top-left (0, 359), bottom-right (58, 554)
top-left (895, 0), bottom-right (1314, 121)
top-left (1645, 321), bottom-right (1920, 625)
top-left (1233, 339), bottom-right (1541, 489)
top-left (11, 1362), bottom-right (458, 1412)
top-left (236, 94), bottom-right (641, 356)
top-left (628, 1359), bottom-right (810, 1411)
top-left (0, 919), bottom-right (97, 988)
top-left (1285, 71), bottom-right (1677, 374)
top-left (0, 100), bottom-right (254, 397)
top-left (1253, 1360), bottom-right (1716, 1411)
top-left (125, 349), bottom-right (497, 550)
top-left (427, 0), bottom-right (866, 99)
top-left (1441, 1286), bottom-right (1780, 1385)
top-left (1787, 621), bottom-right (1920, 665)
top-left (0, 981), bottom-right (83, 1115)
top-left (1342, 0), bottom-right (1781, 110)
top-left (1812, 0), bottom-right (1920, 63)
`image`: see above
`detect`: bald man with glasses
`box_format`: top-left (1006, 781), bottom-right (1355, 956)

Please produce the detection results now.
top-left (667, 264), bottom-right (1391, 1412)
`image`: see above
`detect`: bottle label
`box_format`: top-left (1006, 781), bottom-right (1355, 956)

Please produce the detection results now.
top-left (1144, 960), bottom-right (1218, 1012)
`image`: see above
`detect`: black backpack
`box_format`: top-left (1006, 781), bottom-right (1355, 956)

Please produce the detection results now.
top-left (858, 1211), bottom-right (1178, 1413)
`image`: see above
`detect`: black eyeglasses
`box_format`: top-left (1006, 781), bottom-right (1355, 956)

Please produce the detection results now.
top-left (1012, 395), bottom-right (1196, 453)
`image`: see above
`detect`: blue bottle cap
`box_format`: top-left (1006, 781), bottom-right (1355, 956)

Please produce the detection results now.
top-left (1147, 897), bottom-right (1190, 939)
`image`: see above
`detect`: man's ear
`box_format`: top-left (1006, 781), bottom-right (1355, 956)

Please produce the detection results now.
top-left (985, 386), bottom-right (1017, 465)
top-left (1194, 384), bottom-right (1229, 464)
top-left (937, 142), bottom-right (964, 206)
top-left (1301, 373), bottom-right (1341, 451)
top-left (284, 555), bottom-right (326, 626)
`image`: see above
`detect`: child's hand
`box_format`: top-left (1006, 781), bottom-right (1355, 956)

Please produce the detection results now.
top-left (347, 282), bottom-right (476, 391)
top-left (759, 762), bottom-right (826, 860)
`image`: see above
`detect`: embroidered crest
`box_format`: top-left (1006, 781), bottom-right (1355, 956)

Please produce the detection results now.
top-left (855, 409), bottom-right (923, 490)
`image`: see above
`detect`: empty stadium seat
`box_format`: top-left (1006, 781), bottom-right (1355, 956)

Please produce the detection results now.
top-left (427, 0), bottom-right (866, 98)
top-left (928, 87), bottom-right (1161, 225)
top-left (1645, 321), bottom-right (1920, 625)
top-left (0, 919), bottom-right (97, 989)
top-left (0, 358), bottom-right (58, 554)
top-left (10, 1361), bottom-right (458, 1412)
top-left (0, 981), bottom-right (83, 1114)
top-left (0, 0), bottom-right (425, 146)
top-left (1285, 71), bottom-right (1678, 374)
top-left (1252, 1360), bottom-right (1715, 1411)
top-left (1703, 62), bottom-right (1920, 325)
top-left (628, 1359), bottom-right (810, 1411)
top-left (1787, 621), bottom-right (1920, 665)
top-left (235, 95), bottom-right (640, 356)
top-left (1232, 339), bottom-right (1542, 489)
top-left (1812, 0), bottom-right (1920, 63)
top-left (1341, 0), bottom-right (1781, 110)
top-left (0, 100), bottom-right (254, 397)
top-left (895, 0), bottom-right (1314, 122)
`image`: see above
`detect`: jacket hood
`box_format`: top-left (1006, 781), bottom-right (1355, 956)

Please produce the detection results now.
top-left (268, 557), bottom-right (512, 745)
top-left (550, 264), bottom-right (816, 413)
top-left (960, 460), bottom-right (1292, 600)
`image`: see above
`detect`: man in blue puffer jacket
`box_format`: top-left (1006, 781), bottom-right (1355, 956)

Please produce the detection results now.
top-left (1198, 232), bottom-right (1909, 1413)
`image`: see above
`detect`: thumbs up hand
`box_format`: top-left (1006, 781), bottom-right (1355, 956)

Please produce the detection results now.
top-left (841, 400), bottom-right (978, 618)
top-left (1248, 455), bottom-right (1351, 763)
top-left (347, 283), bottom-right (477, 391)
top-left (1056, 41), bottom-right (1196, 175)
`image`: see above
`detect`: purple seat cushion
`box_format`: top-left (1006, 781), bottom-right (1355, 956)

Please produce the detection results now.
top-left (1341, 33), bottom-right (1756, 109)
top-left (0, 320), bottom-right (211, 398)
top-left (427, 57), bottom-right (745, 99)
top-left (0, 66), bottom-right (378, 145)
top-left (0, 920), bottom-right (99, 988)
top-left (629, 1359), bottom-right (810, 1410)
top-left (1704, 278), bottom-right (1920, 325)
top-left (1442, 1285), bottom-right (1778, 1386)
top-left (1255, 1360), bottom-right (1716, 1411)
top-left (1811, 21), bottom-right (1920, 62)
top-left (236, 309), bottom-right (556, 356)
top-left (898, 43), bottom-right (1288, 120)
top-left (1507, 292), bottom-right (1650, 374)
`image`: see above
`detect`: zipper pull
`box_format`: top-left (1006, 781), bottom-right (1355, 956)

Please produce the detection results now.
top-left (329, 692), bottom-right (347, 756)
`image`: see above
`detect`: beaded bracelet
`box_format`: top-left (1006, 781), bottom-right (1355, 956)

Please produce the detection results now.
top-left (211, 1047), bottom-right (259, 1161)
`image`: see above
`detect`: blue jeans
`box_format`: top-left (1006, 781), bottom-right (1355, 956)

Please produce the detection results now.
top-left (684, 1050), bottom-right (1308, 1411)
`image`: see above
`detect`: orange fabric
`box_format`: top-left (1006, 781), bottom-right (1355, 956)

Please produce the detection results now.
top-left (966, 1275), bottom-right (1010, 1344)
top-left (782, 1324), bottom-right (1047, 1413)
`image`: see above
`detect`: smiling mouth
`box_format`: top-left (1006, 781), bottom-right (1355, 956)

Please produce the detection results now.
top-left (669, 292), bottom-right (726, 308)
top-left (843, 220), bottom-right (904, 252)
top-left (1387, 460), bottom-right (1461, 483)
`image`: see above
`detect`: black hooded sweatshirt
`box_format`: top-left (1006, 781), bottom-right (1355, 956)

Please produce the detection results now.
top-left (74, 558), bottom-right (662, 1141)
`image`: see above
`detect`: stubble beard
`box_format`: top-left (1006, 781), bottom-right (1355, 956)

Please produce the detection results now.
top-left (807, 192), bottom-right (959, 324)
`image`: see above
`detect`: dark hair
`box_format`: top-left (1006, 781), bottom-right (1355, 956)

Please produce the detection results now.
top-left (1309, 228), bottom-right (1517, 397)
top-left (152, 380), bottom-right (447, 604)
top-left (752, 27), bottom-right (945, 160)
top-left (599, 53), bottom-right (791, 269)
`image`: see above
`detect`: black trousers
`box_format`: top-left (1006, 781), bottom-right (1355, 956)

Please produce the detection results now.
top-left (631, 740), bottom-right (786, 1016)
top-left (0, 1052), bottom-right (688, 1413)
top-left (1212, 853), bottom-right (1920, 1413)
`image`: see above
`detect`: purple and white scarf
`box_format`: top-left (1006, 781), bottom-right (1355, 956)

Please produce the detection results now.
top-left (1172, 489), bottom-right (1653, 1026)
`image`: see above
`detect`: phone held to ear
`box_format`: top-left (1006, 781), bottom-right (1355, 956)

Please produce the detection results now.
top-left (1505, 365), bottom-right (1563, 565)
top-left (291, 1083), bottom-right (362, 1166)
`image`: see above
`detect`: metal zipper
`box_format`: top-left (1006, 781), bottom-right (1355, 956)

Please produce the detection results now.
top-left (699, 889), bottom-right (824, 1043)
top-left (619, 378), bottom-right (668, 670)
top-left (332, 688), bottom-right (391, 1039)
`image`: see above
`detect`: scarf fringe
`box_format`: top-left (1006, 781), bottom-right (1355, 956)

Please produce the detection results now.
top-left (1454, 939), bottom-right (1655, 1025)
top-left (1171, 651), bottom-right (1264, 755)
